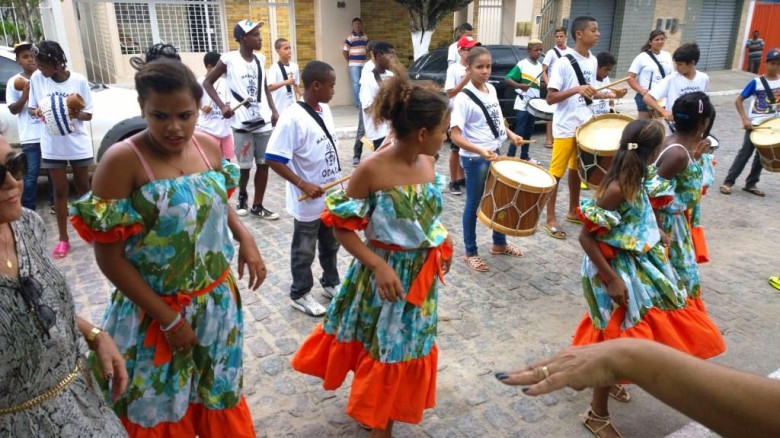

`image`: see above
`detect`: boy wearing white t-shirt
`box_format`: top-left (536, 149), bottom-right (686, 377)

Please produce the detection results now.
top-left (591, 52), bottom-right (627, 116)
top-left (543, 16), bottom-right (601, 240)
top-left (266, 61), bottom-right (341, 317)
top-left (444, 35), bottom-right (479, 194)
top-left (360, 41), bottom-right (395, 150)
top-left (267, 38), bottom-right (301, 115)
top-left (447, 22), bottom-right (473, 65)
top-left (505, 39), bottom-right (544, 161)
top-left (197, 51), bottom-right (234, 159)
top-left (720, 48), bottom-right (780, 197)
top-left (541, 27), bottom-right (573, 148)
top-left (204, 19), bottom-right (280, 219)
top-left (644, 43), bottom-right (710, 121)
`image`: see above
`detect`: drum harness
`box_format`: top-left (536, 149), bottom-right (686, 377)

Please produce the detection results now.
top-left (564, 54), bottom-right (593, 106)
top-left (461, 89), bottom-right (501, 142)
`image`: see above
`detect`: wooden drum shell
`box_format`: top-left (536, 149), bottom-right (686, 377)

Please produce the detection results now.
top-left (750, 118), bottom-right (780, 172)
top-left (576, 113), bottom-right (635, 190)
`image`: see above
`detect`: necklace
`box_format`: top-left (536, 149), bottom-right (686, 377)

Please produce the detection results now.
top-left (146, 131), bottom-right (189, 176)
top-left (1, 225), bottom-right (13, 269)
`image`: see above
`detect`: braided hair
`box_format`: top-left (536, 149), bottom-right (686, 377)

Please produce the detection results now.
top-left (130, 43), bottom-right (181, 70)
top-left (34, 41), bottom-right (67, 68)
top-left (672, 91), bottom-right (714, 134)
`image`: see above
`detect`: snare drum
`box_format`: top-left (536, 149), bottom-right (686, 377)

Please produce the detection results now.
top-left (576, 113), bottom-right (635, 189)
top-left (527, 98), bottom-right (554, 121)
top-left (750, 117), bottom-right (780, 172)
top-left (478, 159), bottom-right (556, 237)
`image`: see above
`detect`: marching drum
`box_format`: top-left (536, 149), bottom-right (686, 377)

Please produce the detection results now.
top-left (750, 117), bottom-right (780, 172)
top-left (576, 113), bottom-right (635, 190)
top-left (38, 93), bottom-right (85, 136)
top-left (478, 158), bottom-right (556, 237)
top-left (527, 98), bottom-right (554, 121)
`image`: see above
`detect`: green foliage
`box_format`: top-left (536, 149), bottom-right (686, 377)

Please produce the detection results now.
top-left (393, 0), bottom-right (473, 32)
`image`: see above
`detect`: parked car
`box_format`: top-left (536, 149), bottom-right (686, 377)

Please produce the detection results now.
top-left (0, 47), bottom-right (146, 162)
top-left (408, 44), bottom-right (529, 124)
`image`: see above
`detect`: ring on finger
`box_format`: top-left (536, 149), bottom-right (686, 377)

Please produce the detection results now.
top-left (541, 365), bottom-right (549, 379)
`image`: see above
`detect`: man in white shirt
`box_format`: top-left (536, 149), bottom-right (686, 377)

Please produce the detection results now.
top-left (543, 17), bottom-right (600, 241)
top-left (644, 43), bottom-right (710, 122)
top-left (447, 22), bottom-right (473, 65)
top-left (204, 19), bottom-right (281, 219)
top-left (266, 61), bottom-right (341, 317)
top-left (360, 41), bottom-right (395, 150)
top-left (541, 27), bottom-right (573, 149)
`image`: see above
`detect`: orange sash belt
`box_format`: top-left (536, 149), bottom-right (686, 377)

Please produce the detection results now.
top-left (369, 240), bottom-right (453, 306)
top-left (142, 269), bottom-right (231, 366)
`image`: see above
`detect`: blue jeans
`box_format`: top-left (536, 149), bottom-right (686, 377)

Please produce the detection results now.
top-left (634, 93), bottom-right (649, 113)
top-left (349, 65), bottom-right (362, 108)
top-left (461, 155), bottom-right (506, 256)
top-left (290, 218), bottom-right (341, 300)
top-left (723, 130), bottom-right (763, 188)
top-left (509, 110), bottom-right (535, 159)
top-left (21, 143), bottom-right (41, 210)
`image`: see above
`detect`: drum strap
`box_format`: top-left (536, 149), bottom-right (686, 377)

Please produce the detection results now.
top-left (230, 55), bottom-right (263, 105)
top-left (296, 101), bottom-right (341, 171)
top-left (645, 50), bottom-right (666, 91)
top-left (461, 89), bottom-right (500, 139)
top-left (553, 47), bottom-right (561, 58)
top-left (564, 54), bottom-right (592, 105)
top-left (277, 61), bottom-right (292, 93)
top-left (759, 76), bottom-right (777, 105)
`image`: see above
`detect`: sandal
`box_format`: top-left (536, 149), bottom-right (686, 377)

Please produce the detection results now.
top-left (52, 241), bottom-right (71, 259)
top-left (581, 407), bottom-right (622, 438)
top-left (463, 255), bottom-right (489, 272)
top-left (719, 184), bottom-right (732, 195)
top-left (609, 384), bottom-right (631, 402)
top-left (565, 215), bottom-right (584, 225)
top-left (742, 186), bottom-right (765, 197)
top-left (489, 243), bottom-right (524, 257)
top-left (544, 142), bottom-right (553, 149)
top-left (769, 276), bottom-right (780, 291)
top-left (543, 225), bottom-right (567, 240)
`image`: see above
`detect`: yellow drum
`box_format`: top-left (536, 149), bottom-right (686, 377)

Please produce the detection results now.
top-left (750, 117), bottom-right (780, 172)
top-left (576, 113), bottom-right (635, 189)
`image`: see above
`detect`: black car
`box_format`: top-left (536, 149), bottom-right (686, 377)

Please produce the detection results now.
top-left (408, 44), bottom-right (528, 123)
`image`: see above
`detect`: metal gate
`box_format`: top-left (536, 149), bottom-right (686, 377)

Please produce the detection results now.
top-left (696, 0), bottom-right (739, 71)
top-left (538, 0), bottom-right (562, 50)
top-left (568, 0), bottom-right (617, 55)
top-left (477, 0), bottom-right (502, 44)
top-left (247, 1), bottom-right (296, 65)
top-left (0, 6), bottom-right (24, 46)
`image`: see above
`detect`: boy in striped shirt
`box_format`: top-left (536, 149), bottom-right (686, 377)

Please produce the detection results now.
top-left (505, 39), bottom-right (544, 161)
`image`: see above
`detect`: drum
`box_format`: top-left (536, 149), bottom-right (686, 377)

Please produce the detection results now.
top-left (750, 117), bottom-right (780, 172)
top-left (38, 93), bottom-right (85, 136)
top-left (478, 158), bottom-right (556, 237)
top-left (576, 113), bottom-right (635, 190)
top-left (649, 97), bottom-right (667, 118)
top-left (706, 134), bottom-right (719, 152)
top-left (527, 98), bottom-right (554, 121)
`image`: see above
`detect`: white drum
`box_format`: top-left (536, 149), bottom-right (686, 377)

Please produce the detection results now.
top-left (38, 93), bottom-right (85, 136)
top-left (527, 98), bottom-right (554, 121)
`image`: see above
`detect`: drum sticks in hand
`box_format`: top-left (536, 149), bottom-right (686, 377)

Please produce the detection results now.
top-left (503, 119), bottom-right (537, 144)
top-left (297, 175), bottom-right (352, 201)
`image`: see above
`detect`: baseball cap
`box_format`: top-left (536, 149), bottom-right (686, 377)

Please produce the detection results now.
top-left (233, 19), bottom-right (264, 40)
top-left (457, 36), bottom-right (481, 50)
top-left (13, 41), bottom-right (33, 55)
top-left (766, 48), bottom-right (780, 62)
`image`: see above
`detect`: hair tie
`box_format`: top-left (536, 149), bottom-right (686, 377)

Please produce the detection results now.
top-left (674, 113), bottom-right (690, 120)
top-left (698, 99), bottom-right (704, 114)
top-left (627, 143), bottom-right (638, 150)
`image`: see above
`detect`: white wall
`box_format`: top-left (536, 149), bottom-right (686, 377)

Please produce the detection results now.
top-left (512, 0), bottom-right (535, 46)
top-left (314, 0), bottom-right (361, 107)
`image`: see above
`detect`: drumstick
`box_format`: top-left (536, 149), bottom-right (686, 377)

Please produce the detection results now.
top-left (230, 97), bottom-right (251, 112)
top-left (297, 174), bottom-right (352, 201)
top-left (593, 77), bottom-right (630, 93)
top-left (502, 119), bottom-right (537, 144)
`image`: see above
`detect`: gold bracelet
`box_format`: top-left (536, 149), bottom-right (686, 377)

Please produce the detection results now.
top-left (85, 327), bottom-right (102, 343)
top-left (0, 360), bottom-right (82, 416)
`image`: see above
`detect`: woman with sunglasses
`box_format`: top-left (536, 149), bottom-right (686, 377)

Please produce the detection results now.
top-left (0, 136), bottom-right (128, 436)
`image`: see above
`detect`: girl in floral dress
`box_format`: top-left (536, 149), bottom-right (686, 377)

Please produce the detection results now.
top-left (292, 74), bottom-right (453, 437)
top-left (571, 119), bottom-right (724, 438)
top-left (69, 60), bottom-right (266, 437)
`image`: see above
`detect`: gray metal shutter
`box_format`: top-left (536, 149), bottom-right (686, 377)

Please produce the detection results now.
top-left (696, 0), bottom-right (739, 71)
top-left (567, 0), bottom-right (617, 55)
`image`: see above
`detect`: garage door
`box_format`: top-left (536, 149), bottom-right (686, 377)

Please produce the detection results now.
top-left (696, 0), bottom-right (740, 71)
top-left (567, 0), bottom-right (616, 55)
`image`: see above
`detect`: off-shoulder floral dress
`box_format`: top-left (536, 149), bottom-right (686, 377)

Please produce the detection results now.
top-left (69, 139), bottom-right (253, 436)
top-left (292, 175), bottom-right (452, 429)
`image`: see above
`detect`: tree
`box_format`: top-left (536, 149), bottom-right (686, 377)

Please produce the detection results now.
top-left (0, 0), bottom-right (43, 42)
top-left (394, 0), bottom-right (473, 60)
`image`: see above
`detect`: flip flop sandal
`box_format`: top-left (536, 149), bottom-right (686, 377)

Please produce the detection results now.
top-left (543, 225), bottom-right (567, 240)
top-left (742, 187), bottom-right (766, 197)
top-left (565, 216), bottom-right (584, 225)
top-left (719, 185), bottom-right (732, 195)
top-left (463, 255), bottom-right (489, 272)
top-left (581, 407), bottom-right (623, 438)
top-left (609, 384), bottom-right (631, 403)
top-left (769, 276), bottom-right (780, 291)
top-left (489, 244), bottom-right (524, 257)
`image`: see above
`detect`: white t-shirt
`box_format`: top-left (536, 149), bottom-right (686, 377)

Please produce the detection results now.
top-left (360, 59), bottom-right (375, 80)
top-left (649, 70), bottom-right (710, 111)
top-left (28, 70), bottom-right (93, 160)
top-left (265, 103), bottom-right (341, 222)
top-left (220, 51), bottom-right (272, 133)
top-left (628, 50), bottom-right (673, 92)
top-left (6, 73), bottom-right (43, 145)
top-left (591, 77), bottom-right (611, 115)
top-left (509, 58), bottom-right (543, 111)
top-left (542, 46), bottom-right (573, 72)
top-left (360, 68), bottom-right (393, 141)
top-left (197, 76), bottom-right (232, 138)
top-left (447, 42), bottom-right (459, 65)
top-left (444, 62), bottom-right (467, 108)
top-left (547, 50), bottom-right (597, 138)
top-left (267, 61), bottom-right (300, 115)
top-left (451, 82), bottom-right (507, 158)
top-left (740, 76), bottom-right (780, 125)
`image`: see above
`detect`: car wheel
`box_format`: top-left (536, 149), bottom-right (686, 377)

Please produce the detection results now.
top-left (97, 116), bottom-right (147, 162)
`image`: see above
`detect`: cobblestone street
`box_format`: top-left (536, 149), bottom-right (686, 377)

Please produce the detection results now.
top-left (47, 90), bottom-right (780, 437)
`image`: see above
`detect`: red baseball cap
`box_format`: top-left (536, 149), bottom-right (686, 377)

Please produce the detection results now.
top-left (457, 36), bottom-right (481, 50)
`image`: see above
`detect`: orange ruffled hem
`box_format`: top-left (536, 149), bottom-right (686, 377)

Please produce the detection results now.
top-left (291, 323), bottom-right (437, 429)
top-left (70, 215), bottom-right (143, 244)
top-left (572, 297), bottom-right (725, 361)
top-left (120, 396), bottom-right (254, 438)
top-left (320, 210), bottom-right (369, 231)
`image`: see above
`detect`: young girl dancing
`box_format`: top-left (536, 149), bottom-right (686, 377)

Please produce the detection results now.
top-left (291, 73), bottom-right (453, 437)
top-left (646, 91), bottom-right (717, 303)
top-left (571, 119), bottom-right (724, 438)
top-left (450, 46), bottom-right (526, 272)
top-left (70, 60), bottom-right (265, 437)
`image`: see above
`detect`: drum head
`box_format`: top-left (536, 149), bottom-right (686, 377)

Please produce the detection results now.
top-left (706, 134), bottom-right (719, 151)
top-left (492, 159), bottom-right (556, 193)
top-left (576, 114), bottom-right (634, 155)
top-left (528, 98), bottom-right (554, 113)
top-left (750, 118), bottom-right (780, 146)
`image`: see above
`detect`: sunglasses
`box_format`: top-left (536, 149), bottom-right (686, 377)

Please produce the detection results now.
top-left (18, 276), bottom-right (57, 337)
top-left (0, 152), bottom-right (27, 183)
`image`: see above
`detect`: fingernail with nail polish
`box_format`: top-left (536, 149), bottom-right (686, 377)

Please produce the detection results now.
top-left (494, 372), bottom-right (509, 381)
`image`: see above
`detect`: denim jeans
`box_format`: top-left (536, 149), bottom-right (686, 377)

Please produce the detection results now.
top-left (353, 109), bottom-right (366, 159)
top-left (21, 143), bottom-right (41, 210)
top-left (349, 65), bottom-right (362, 108)
top-left (461, 155), bottom-right (506, 256)
top-left (747, 57), bottom-right (761, 74)
top-left (723, 130), bottom-right (763, 188)
top-left (290, 218), bottom-right (341, 300)
top-left (509, 110), bottom-right (535, 159)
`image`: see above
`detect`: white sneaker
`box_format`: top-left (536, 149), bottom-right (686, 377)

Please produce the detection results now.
top-left (321, 285), bottom-right (337, 299)
top-left (525, 157), bottom-right (540, 165)
top-left (291, 293), bottom-right (327, 316)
